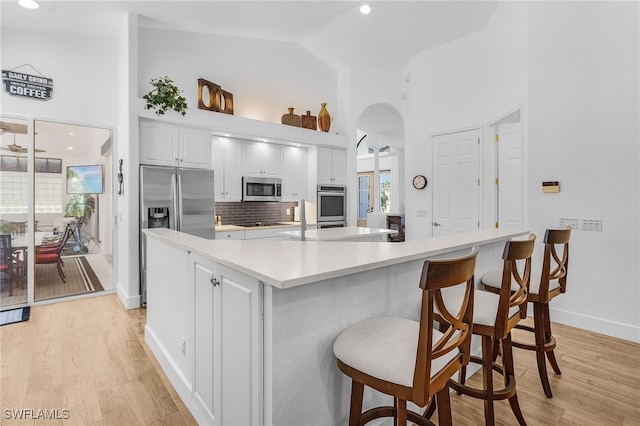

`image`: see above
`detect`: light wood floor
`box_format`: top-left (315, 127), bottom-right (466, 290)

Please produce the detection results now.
top-left (0, 294), bottom-right (197, 426)
top-left (1, 294), bottom-right (639, 425)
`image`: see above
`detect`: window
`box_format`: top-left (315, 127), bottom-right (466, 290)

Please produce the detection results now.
top-left (0, 175), bottom-right (63, 214)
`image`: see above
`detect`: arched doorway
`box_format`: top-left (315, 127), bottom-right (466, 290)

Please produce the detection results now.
top-left (355, 104), bottom-right (405, 227)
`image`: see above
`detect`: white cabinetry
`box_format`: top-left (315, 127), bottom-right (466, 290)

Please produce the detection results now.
top-left (212, 137), bottom-right (243, 201)
top-left (140, 119), bottom-right (212, 169)
top-left (317, 147), bottom-right (346, 185)
top-left (192, 255), bottom-right (263, 426)
top-left (242, 141), bottom-right (280, 177)
top-left (281, 146), bottom-right (308, 201)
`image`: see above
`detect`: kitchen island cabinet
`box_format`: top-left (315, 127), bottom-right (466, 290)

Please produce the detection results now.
top-left (143, 227), bottom-right (526, 425)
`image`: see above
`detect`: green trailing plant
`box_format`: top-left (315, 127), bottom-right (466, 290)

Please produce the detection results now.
top-left (0, 221), bottom-right (19, 235)
top-left (143, 76), bottom-right (188, 116)
top-left (65, 194), bottom-right (95, 219)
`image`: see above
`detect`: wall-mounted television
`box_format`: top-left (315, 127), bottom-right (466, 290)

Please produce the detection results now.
top-left (66, 164), bottom-right (104, 194)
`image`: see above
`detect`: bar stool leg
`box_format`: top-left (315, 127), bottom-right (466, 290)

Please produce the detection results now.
top-left (482, 336), bottom-right (496, 426)
top-left (542, 303), bottom-right (562, 375)
top-left (349, 380), bottom-right (364, 426)
top-left (501, 334), bottom-right (527, 426)
top-left (534, 303), bottom-right (554, 398)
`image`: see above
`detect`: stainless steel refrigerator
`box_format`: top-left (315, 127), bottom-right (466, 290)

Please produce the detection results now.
top-left (139, 165), bottom-right (215, 307)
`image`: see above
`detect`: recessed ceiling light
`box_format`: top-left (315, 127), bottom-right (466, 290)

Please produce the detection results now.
top-left (68, 132), bottom-right (75, 136)
top-left (18, 0), bottom-right (40, 9)
top-left (67, 146), bottom-right (74, 150)
top-left (360, 4), bottom-right (371, 15)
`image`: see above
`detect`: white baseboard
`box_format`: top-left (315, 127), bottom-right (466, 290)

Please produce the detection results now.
top-left (144, 325), bottom-right (193, 405)
top-left (550, 307), bottom-right (640, 343)
top-left (116, 281), bottom-right (141, 309)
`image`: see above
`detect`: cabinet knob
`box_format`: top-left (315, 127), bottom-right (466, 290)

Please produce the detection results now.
top-left (210, 276), bottom-right (220, 286)
top-left (433, 222), bottom-right (441, 227)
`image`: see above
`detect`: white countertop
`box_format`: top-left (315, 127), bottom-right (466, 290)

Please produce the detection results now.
top-left (143, 228), bottom-right (527, 290)
top-left (282, 227), bottom-right (396, 241)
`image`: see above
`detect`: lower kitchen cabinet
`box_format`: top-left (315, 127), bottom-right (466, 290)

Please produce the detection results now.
top-left (192, 254), bottom-right (263, 426)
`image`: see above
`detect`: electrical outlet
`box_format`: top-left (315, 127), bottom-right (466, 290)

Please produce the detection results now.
top-left (559, 217), bottom-right (578, 229)
top-left (286, 208), bottom-right (291, 215)
top-left (181, 337), bottom-right (186, 356)
top-left (579, 218), bottom-right (602, 231)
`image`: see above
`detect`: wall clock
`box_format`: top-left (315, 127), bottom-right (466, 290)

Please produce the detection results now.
top-left (412, 175), bottom-right (427, 189)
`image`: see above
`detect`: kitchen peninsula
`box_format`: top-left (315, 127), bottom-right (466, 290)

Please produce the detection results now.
top-left (143, 227), bottom-right (526, 425)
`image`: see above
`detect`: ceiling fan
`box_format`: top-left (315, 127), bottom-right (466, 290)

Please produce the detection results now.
top-left (0, 121), bottom-right (28, 135)
top-left (1, 133), bottom-right (45, 154)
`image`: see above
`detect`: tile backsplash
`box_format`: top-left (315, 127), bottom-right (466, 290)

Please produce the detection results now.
top-left (215, 202), bottom-right (298, 226)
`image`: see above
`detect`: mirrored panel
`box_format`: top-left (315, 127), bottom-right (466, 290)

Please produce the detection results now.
top-left (0, 116), bottom-right (30, 307)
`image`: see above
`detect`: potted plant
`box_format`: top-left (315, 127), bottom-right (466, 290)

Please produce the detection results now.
top-left (65, 194), bottom-right (95, 219)
top-left (143, 76), bottom-right (188, 116)
top-left (0, 221), bottom-right (18, 235)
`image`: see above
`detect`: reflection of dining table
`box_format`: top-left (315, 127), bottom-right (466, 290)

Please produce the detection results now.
top-left (11, 231), bottom-right (45, 249)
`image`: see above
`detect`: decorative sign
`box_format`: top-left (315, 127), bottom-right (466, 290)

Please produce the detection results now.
top-left (197, 78), bottom-right (233, 115)
top-left (2, 70), bottom-right (53, 101)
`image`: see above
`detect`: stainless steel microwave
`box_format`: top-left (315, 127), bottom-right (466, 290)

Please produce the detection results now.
top-left (242, 177), bottom-right (282, 201)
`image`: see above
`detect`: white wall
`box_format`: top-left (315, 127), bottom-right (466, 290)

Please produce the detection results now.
top-left (404, 2), bottom-right (528, 241)
top-left (402, 1), bottom-right (639, 341)
top-left (1, 29), bottom-right (118, 126)
top-left (527, 2), bottom-right (639, 341)
top-left (138, 28), bottom-right (339, 131)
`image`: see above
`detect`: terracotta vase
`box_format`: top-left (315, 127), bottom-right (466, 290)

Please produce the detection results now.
top-left (281, 107), bottom-right (301, 127)
top-left (318, 103), bottom-right (331, 132)
top-left (301, 111), bottom-right (317, 130)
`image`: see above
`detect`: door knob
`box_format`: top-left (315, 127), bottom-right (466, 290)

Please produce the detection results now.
top-left (433, 222), bottom-right (441, 227)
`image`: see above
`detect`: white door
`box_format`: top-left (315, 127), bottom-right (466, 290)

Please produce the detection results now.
top-left (497, 123), bottom-right (523, 230)
top-left (432, 129), bottom-right (480, 236)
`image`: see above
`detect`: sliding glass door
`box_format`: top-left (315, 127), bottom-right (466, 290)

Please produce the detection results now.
top-left (0, 116), bottom-right (114, 308)
top-left (0, 116), bottom-right (30, 308)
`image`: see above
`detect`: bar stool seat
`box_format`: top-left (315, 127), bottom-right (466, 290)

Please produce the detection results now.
top-left (334, 247), bottom-right (478, 426)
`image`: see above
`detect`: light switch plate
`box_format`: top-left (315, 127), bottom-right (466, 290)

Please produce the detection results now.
top-left (579, 218), bottom-right (602, 231)
top-left (559, 217), bottom-right (578, 229)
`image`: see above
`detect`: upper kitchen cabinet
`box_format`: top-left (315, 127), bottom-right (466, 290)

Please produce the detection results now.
top-left (317, 147), bottom-right (346, 185)
top-left (212, 137), bottom-right (243, 202)
top-left (281, 146), bottom-right (308, 201)
top-left (140, 119), bottom-right (212, 169)
top-left (242, 141), bottom-right (280, 178)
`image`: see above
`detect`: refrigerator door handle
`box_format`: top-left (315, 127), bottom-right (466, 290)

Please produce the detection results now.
top-left (172, 173), bottom-right (180, 231)
top-left (177, 172), bottom-right (183, 231)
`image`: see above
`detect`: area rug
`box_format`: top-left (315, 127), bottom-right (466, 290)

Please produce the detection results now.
top-left (35, 256), bottom-right (104, 302)
top-left (0, 306), bottom-right (30, 326)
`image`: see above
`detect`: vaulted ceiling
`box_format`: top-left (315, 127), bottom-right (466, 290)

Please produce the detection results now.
top-left (1, 0), bottom-right (500, 71)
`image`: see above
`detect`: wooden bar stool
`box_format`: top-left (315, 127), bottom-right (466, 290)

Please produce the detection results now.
top-left (333, 247), bottom-right (478, 426)
top-left (482, 228), bottom-right (570, 398)
top-left (443, 234), bottom-right (535, 426)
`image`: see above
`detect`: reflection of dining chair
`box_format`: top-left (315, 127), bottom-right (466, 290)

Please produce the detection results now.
top-left (10, 221), bottom-right (28, 234)
top-left (35, 225), bottom-right (72, 282)
top-left (1, 234), bottom-right (13, 295)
